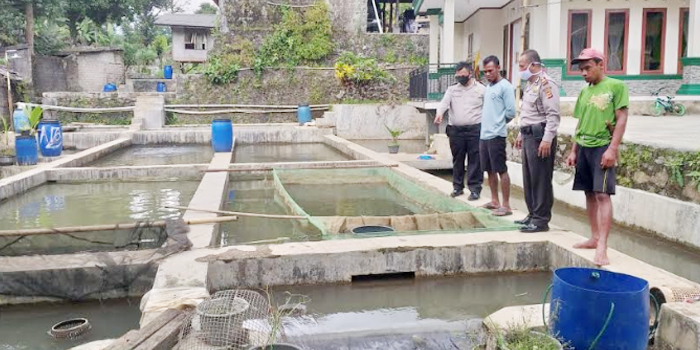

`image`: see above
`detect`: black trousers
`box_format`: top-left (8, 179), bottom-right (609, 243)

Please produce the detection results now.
top-left (522, 133), bottom-right (556, 226)
top-left (447, 124), bottom-right (483, 194)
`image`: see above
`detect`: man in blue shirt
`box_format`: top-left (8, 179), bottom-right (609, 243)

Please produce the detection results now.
top-left (480, 55), bottom-right (516, 216)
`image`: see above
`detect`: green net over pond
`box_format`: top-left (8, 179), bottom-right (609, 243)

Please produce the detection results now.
top-left (270, 167), bottom-right (519, 236)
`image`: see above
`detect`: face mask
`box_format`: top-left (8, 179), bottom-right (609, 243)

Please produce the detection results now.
top-left (520, 63), bottom-right (541, 81)
top-left (456, 76), bottom-right (470, 85)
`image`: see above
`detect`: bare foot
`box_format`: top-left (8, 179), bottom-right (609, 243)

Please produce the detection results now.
top-left (594, 246), bottom-right (610, 266)
top-left (573, 238), bottom-right (598, 249)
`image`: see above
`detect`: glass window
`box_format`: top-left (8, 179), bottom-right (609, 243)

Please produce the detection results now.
top-left (680, 8), bottom-right (689, 70)
top-left (568, 11), bottom-right (591, 72)
top-left (605, 11), bottom-right (628, 73)
top-left (642, 9), bottom-right (666, 72)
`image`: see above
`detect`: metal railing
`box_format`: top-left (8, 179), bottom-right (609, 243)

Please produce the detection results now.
top-left (409, 63), bottom-right (458, 101)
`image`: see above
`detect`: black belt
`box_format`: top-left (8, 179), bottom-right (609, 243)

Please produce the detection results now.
top-left (449, 123), bottom-right (480, 130)
top-left (520, 122), bottom-right (546, 135)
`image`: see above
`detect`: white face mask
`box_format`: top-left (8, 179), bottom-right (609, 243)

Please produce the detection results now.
top-left (519, 63), bottom-right (541, 81)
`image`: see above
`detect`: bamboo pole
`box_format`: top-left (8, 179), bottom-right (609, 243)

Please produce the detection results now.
top-left (166, 205), bottom-right (307, 220)
top-left (0, 216), bottom-right (238, 238)
top-left (237, 237), bottom-right (291, 245)
top-left (205, 161), bottom-right (399, 173)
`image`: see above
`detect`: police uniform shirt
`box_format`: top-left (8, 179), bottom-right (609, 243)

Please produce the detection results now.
top-left (519, 72), bottom-right (561, 143)
top-left (437, 79), bottom-right (486, 126)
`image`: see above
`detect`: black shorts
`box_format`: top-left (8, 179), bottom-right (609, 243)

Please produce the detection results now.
top-left (480, 137), bottom-right (507, 174)
top-left (573, 144), bottom-right (616, 194)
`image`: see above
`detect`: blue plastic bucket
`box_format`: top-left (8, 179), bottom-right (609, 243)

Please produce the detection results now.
top-left (157, 82), bottom-right (167, 92)
top-left (211, 119), bottom-right (233, 152)
top-left (297, 104), bottom-right (312, 125)
top-left (37, 120), bottom-right (63, 157)
top-left (15, 135), bottom-right (38, 165)
top-left (164, 65), bottom-right (173, 79)
top-left (13, 108), bottom-right (29, 133)
top-left (550, 268), bottom-right (650, 350)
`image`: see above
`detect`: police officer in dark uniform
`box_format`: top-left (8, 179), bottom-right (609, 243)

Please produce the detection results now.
top-left (514, 49), bottom-right (561, 233)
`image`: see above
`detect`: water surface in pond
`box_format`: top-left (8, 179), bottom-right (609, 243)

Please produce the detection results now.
top-left (273, 272), bottom-right (550, 337)
top-left (233, 143), bottom-right (350, 163)
top-left (0, 181), bottom-right (199, 255)
top-left (87, 144), bottom-right (213, 167)
top-left (0, 298), bottom-right (140, 350)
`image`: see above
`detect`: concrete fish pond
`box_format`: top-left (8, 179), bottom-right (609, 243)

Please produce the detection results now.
top-left (0, 124), bottom-right (698, 350)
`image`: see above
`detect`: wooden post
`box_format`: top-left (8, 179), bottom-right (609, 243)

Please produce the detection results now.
top-left (515, 0), bottom-right (529, 124)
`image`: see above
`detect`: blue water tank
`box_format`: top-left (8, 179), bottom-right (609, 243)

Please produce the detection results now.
top-left (211, 119), bottom-right (233, 152)
top-left (297, 104), bottom-right (312, 125)
top-left (550, 268), bottom-right (650, 350)
top-left (37, 120), bottom-right (63, 157)
top-left (164, 65), bottom-right (173, 79)
top-left (15, 135), bottom-right (38, 165)
top-left (13, 107), bottom-right (29, 133)
top-left (157, 82), bottom-right (167, 92)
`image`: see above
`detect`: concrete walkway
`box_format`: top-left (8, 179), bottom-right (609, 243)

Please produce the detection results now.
top-left (558, 115), bottom-right (700, 152)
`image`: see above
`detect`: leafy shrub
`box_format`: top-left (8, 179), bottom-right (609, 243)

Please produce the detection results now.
top-left (334, 51), bottom-right (393, 84)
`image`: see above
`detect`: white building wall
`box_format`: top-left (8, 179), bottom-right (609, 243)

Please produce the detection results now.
top-left (171, 26), bottom-right (214, 63)
top-left (559, 0), bottom-right (689, 75)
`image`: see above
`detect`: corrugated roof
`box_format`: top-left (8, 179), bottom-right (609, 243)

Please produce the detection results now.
top-left (154, 14), bottom-right (217, 28)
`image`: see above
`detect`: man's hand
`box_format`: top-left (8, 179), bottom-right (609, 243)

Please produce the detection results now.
top-left (565, 151), bottom-right (577, 167)
top-left (434, 114), bottom-right (443, 125)
top-left (601, 147), bottom-right (617, 169)
top-left (515, 133), bottom-right (522, 150)
top-left (538, 140), bottom-right (552, 158)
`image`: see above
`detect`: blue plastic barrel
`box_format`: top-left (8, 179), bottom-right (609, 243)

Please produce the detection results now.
top-left (157, 82), bottom-right (167, 92)
top-left (164, 65), bottom-right (173, 79)
top-left (37, 120), bottom-right (63, 157)
top-left (550, 268), bottom-right (650, 350)
top-left (297, 104), bottom-right (312, 125)
top-left (103, 83), bottom-right (117, 92)
top-left (13, 108), bottom-right (29, 133)
top-left (15, 135), bottom-right (38, 165)
top-left (211, 119), bottom-right (233, 152)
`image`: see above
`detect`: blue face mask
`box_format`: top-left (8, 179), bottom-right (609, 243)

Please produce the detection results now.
top-left (519, 63), bottom-right (541, 81)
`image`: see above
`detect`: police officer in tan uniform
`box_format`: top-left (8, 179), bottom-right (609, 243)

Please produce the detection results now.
top-left (514, 49), bottom-right (561, 233)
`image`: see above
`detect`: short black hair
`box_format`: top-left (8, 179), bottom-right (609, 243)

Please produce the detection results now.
top-left (521, 49), bottom-right (541, 64)
top-left (483, 55), bottom-right (500, 67)
top-left (456, 61), bottom-right (472, 72)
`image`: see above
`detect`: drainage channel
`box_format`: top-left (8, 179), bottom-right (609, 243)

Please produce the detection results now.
top-left (428, 170), bottom-right (700, 284)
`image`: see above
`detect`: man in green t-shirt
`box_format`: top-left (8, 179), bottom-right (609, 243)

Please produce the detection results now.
top-left (565, 48), bottom-right (629, 266)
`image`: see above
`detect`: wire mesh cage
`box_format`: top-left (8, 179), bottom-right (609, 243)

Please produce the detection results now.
top-left (178, 290), bottom-right (273, 350)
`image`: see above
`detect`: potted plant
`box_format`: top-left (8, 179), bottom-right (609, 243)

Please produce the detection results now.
top-left (15, 105), bottom-right (42, 166)
top-left (385, 125), bottom-right (403, 154)
top-left (0, 116), bottom-right (15, 166)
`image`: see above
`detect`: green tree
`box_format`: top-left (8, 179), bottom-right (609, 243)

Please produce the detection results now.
top-left (195, 3), bottom-right (218, 14)
top-left (63, 0), bottom-right (168, 43)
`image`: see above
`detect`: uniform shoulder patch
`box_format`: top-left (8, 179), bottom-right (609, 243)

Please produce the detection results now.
top-left (544, 86), bottom-right (554, 99)
top-left (540, 77), bottom-right (549, 86)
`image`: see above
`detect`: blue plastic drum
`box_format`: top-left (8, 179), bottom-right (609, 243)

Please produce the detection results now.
top-left (211, 119), bottom-right (233, 152)
top-left (15, 135), bottom-right (38, 165)
top-left (550, 268), bottom-right (650, 350)
top-left (297, 104), bottom-right (312, 125)
top-left (164, 65), bottom-right (173, 79)
top-left (37, 120), bottom-right (63, 157)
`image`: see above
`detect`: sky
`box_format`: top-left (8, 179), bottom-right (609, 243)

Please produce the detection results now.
top-left (180, 0), bottom-right (216, 13)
